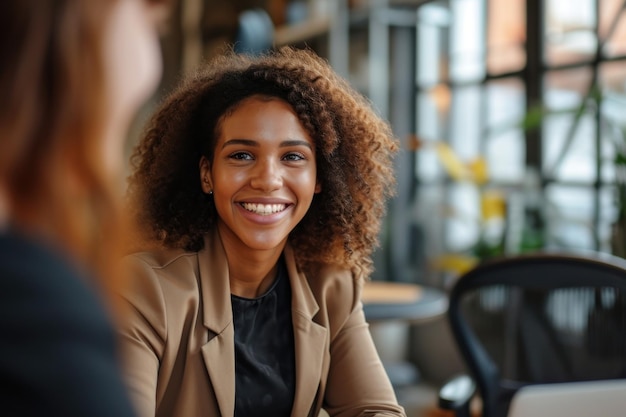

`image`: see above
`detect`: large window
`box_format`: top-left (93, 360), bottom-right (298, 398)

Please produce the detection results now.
top-left (367, 0), bottom-right (626, 284)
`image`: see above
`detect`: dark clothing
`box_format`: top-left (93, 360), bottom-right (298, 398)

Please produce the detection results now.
top-left (232, 258), bottom-right (295, 417)
top-left (0, 230), bottom-right (136, 417)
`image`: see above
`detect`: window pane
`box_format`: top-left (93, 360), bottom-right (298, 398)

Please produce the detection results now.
top-left (599, 62), bottom-right (626, 184)
top-left (415, 86), bottom-right (450, 181)
top-left (600, 0), bottom-right (626, 57)
top-left (543, 68), bottom-right (596, 181)
top-left (416, 18), bottom-right (445, 86)
top-left (450, 0), bottom-right (486, 82)
top-left (545, 0), bottom-right (597, 66)
top-left (446, 182), bottom-right (480, 252)
top-left (450, 84), bottom-right (482, 160)
top-left (485, 78), bottom-right (526, 182)
top-left (487, 0), bottom-right (526, 74)
top-left (414, 184), bottom-right (448, 257)
top-left (547, 184), bottom-right (616, 251)
top-left (546, 184), bottom-right (596, 249)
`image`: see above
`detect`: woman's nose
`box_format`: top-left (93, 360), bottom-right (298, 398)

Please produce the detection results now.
top-left (250, 158), bottom-right (283, 191)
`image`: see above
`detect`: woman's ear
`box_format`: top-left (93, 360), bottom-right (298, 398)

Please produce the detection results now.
top-left (199, 156), bottom-right (213, 194)
top-left (315, 180), bottom-right (322, 194)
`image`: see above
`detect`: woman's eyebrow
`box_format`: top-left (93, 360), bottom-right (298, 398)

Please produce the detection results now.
top-left (222, 139), bottom-right (313, 149)
top-left (280, 140), bottom-right (313, 150)
top-left (222, 139), bottom-right (257, 149)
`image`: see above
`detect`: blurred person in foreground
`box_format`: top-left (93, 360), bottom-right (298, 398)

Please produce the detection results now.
top-left (119, 46), bottom-right (407, 417)
top-left (0, 0), bottom-right (171, 415)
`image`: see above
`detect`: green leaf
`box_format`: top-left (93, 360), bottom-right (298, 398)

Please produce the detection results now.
top-left (520, 106), bottom-right (545, 130)
top-left (615, 154), bottom-right (626, 166)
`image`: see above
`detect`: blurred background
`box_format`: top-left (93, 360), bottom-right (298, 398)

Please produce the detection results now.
top-left (130, 0), bottom-right (626, 415)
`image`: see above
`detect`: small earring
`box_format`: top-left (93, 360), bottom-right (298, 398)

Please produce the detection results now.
top-left (208, 190), bottom-right (213, 195)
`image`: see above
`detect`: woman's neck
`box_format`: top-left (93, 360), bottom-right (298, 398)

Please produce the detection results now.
top-left (228, 260), bottom-right (279, 299)
top-left (216, 222), bottom-right (287, 298)
top-left (225, 242), bottom-right (283, 298)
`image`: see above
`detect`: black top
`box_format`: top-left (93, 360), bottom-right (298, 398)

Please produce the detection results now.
top-left (0, 230), bottom-right (137, 417)
top-left (231, 257), bottom-right (295, 417)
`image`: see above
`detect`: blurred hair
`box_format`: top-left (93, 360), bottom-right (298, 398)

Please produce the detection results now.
top-left (127, 46), bottom-right (398, 277)
top-left (0, 0), bottom-right (170, 294)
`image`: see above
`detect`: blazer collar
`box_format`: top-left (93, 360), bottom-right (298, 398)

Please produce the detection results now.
top-left (198, 232), bottom-right (328, 417)
top-left (198, 230), bottom-right (232, 333)
top-left (283, 244), bottom-right (319, 320)
top-left (198, 231), bottom-right (235, 417)
top-left (284, 245), bottom-right (328, 417)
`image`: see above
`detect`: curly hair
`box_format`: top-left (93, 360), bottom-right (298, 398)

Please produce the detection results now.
top-left (127, 46), bottom-right (398, 276)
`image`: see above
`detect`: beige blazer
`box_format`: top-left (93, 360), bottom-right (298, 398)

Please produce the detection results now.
top-left (117, 231), bottom-right (406, 417)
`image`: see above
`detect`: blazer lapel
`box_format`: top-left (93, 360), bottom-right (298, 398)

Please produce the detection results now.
top-left (285, 246), bottom-right (328, 417)
top-left (199, 232), bottom-right (236, 417)
top-left (196, 236), bottom-right (328, 417)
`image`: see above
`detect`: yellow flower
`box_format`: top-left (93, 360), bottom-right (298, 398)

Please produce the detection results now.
top-left (431, 254), bottom-right (479, 276)
top-left (480, 189), bottom-right (506, 221)
top-left (468, 157), bottom-right (489, 185)
top-left (435, 141), bottom-right (469, 181)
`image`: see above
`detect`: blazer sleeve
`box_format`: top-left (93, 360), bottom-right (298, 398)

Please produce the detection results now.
top-left (116, 255), bottom-right (168, 417)
top-left (322, 277), bottom-right (407, 417)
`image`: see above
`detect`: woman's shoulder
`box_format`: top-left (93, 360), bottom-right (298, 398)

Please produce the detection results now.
top-left (124, 243), bottom-right (196, 270)
top-left (0, 229), bottom-right (81, 278)
top-left (0, 230), bottom-right (115, 342)
top-left (117, 246), bottom-right (201, 341)
top-left (121, 244), bottom-right (201, 302)
top-left (294, 262), bottom-right (369, 341)
top-left (302, 262), bottom-right (365, 312)
top-left (305, 261), bottom-right (365, 290)
top-left (0, 230), bottom-right (101, 304)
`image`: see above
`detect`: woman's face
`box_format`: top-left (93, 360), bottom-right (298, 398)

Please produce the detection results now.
top-left (102, 0), bottom-right (164, 173)
top-left (200, 96), bottom-right (321, 254)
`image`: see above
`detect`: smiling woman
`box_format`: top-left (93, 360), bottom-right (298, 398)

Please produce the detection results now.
top-left (119, 46), bottom-right (405, 417)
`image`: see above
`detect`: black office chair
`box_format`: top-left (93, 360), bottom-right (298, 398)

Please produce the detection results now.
top-left (438, 250), bottom-right (626, 417)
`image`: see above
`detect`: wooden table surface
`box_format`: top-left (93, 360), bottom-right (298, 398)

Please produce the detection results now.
top-left (362, 281), bottom-right (423, 304)
top-left (361, 280), bottom-right (447, 323)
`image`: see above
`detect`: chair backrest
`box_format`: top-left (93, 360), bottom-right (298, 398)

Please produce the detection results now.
top-left (447, 250), bottom-right (626, 417)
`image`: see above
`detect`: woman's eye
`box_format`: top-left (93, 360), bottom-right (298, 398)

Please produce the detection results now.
top-left (283, 152), bottom-right (306, 161)
top-left (229, 151), bottom-right (253, 160)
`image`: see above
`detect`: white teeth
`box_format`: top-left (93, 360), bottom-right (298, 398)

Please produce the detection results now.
top-left (241, 203), bottom-right (286, 215)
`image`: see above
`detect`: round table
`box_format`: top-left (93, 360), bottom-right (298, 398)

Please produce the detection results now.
top-left (362, 281), bottom-right (448, 323)
top-left (361, 280), bottom-right (449, 388)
